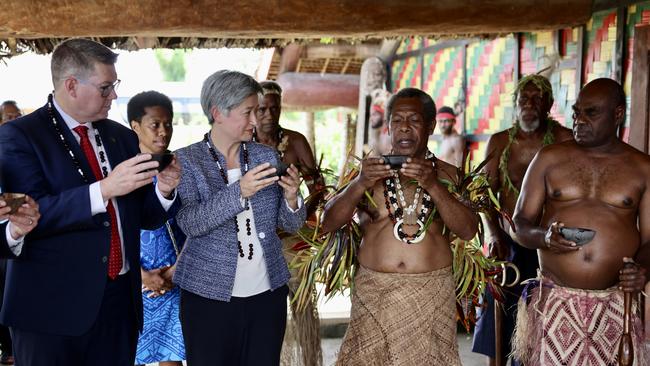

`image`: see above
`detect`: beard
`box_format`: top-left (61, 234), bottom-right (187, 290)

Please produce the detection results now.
top-left (519, 118), bottom-right (540, 132)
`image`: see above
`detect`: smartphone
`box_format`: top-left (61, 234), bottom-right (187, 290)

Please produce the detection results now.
top-left (264, 161), bottom-right (289, 178)
top-left (381, 155), bottom-right (408, 170)
top-left (150, 153), bottom-right (174, 172)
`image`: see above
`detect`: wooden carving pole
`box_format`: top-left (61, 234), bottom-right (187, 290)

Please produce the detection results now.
top-left (494, 301), bottom-right (504, 366)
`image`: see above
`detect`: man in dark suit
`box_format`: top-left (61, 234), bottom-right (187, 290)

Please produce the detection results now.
top-left (0, 38), bottom-right (181, 366)
top-left (0, 194), bottom-right (39, 365)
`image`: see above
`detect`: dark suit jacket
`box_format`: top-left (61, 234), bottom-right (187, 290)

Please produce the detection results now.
top-left (0, 102), bottom-right (167, 336)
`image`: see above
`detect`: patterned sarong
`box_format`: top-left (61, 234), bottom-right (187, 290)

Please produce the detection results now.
top-left (336, 265), bottom-right (461, 366)
top-left (513, 278), bottom-right (647, 366)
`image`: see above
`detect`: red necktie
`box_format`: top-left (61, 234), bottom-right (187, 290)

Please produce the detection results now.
top-left (73, 125), bottom-right (123, 279)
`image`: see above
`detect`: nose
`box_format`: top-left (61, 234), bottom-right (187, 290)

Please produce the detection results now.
top-left (250, 110), bottom-right (258, 127)
top-left (108, 87), bottom-right (117, 100)
top-left (399, 121), bottom-right (411, 131)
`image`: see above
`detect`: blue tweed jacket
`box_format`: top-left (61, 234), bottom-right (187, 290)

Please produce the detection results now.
top-left (173, 139), bottom-right (306, 301)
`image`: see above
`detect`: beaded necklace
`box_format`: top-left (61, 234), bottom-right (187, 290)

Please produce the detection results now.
top-left (253, 127), bottom-right (288, 158)
top-left (47, 94), bottom-right (110, 183)
top-left (203, 133), bottom-right (254, 260)
top-left (382, 151), bottom-right (436, 244)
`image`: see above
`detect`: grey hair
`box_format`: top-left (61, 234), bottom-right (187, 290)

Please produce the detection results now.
top-left (200, 70), bottom-right (263, 124)
top-left (51, 38), bottom-right (118, 88)
top-left (386, 88), bottom-right (437, 126)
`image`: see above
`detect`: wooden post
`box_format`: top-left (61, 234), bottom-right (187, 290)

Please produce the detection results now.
top-left (305, 111), bottom-right (316, 157)
top-left (630, 26), bottom-right (650, 153)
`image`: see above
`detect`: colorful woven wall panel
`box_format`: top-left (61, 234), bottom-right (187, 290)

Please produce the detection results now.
top-left (423, 46), bottom-right (464, 110)
top-left (520, 32), bottom-right (555, 76)
top-left (519, 30), bottom-right (581, 127)
top-left (465, 36), bottom-right (516, 136)
top-left (467, 141), bottom-right (488, 166)
top-left (584, 9), bottom-right (617, 83)
top-left (391, 57), bottom-right (422, 92)
top-left (395, 37), bottom-right (423, 55)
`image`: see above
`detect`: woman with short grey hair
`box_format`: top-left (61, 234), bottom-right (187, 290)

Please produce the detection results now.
top-left (173, 70), bottom-right (306, 365)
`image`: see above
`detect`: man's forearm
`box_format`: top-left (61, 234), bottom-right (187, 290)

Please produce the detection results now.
top-left (428, 182), bottom-right (478, 240)
top-left (512, 217), bottom-right (546, 250)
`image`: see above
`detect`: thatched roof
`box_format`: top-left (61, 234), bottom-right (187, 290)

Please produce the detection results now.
top-left (0, 0), bottom-right (593, 58)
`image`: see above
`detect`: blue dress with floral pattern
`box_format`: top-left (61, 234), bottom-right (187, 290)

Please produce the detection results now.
top-left (135, 216), bottom-right (186, 364)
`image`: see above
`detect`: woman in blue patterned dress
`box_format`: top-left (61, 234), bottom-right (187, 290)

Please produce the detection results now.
top-left (129, 91), bottom-right (185, 366)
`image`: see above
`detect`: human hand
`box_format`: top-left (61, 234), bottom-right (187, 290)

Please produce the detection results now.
top-left (141, 267), bottom-right (174, 298)
top-left (240, 163), bottom-right (279, 199)
top-left (488, 234), bottom-right (511, 260)
top-left (543, 222), bottom-right (579, 253)
top-left (278, 164), bottom-right (300, 209)
top-left (357, 157), bottom-right (391, 189)
top-left (4, 195), bottom-right (40, 240)
top-left (400, 157), bottom-right (437, 188)
top-left (157, 157), bottom-right (181, 198)
top-left (619, 257), bottom-right (647, 293)
top-left (160, 264), bottom-right (176, 282)
top-left (100, 154), bottom-right (158, 200)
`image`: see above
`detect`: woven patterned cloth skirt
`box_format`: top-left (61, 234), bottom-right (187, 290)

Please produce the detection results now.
top-left (513, 277), bottom-right (647, 366)
top-left (336, 265), bottom-right (461, 366)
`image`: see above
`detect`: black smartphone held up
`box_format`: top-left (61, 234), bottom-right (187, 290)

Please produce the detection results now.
top-left (382, 155), bottom-right (408, 170)
top-left (264, 161), bottom-right (289, 178)
top-left (150, 153), bottom-right (175, 172)
top-left (559, 227), bottom-right (596, 246)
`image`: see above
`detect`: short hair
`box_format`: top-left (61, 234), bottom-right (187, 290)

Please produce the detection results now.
top-left (51, 38), bottom-right (119, 88)
top-left (386, 88), bottom-right (437, 125)
top-left (437, 106), bottom-right (455, 117)
top-left (260, 80), bottom-right (282, 97)
top-left (0, 100), bottom-right (19, 112)
top-left (127, 91), bottom-right (174, 125)
top-left (514, 74), bottom-right (554, 107)
top-left (200, 70), bottom-right (262, 124)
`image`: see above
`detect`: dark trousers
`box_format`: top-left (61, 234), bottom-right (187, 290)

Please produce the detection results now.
top-left (11, 274), bottom-right (138, 366)
top-left (180, 286), bottom-right (288, 366)
top-left (0, 259), bottom-right (12, 357)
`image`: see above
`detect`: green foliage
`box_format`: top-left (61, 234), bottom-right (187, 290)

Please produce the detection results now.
top-left (155, 49), bottom-right (187, 82)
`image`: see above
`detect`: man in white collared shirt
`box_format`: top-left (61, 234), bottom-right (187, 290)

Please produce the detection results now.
top-left (0, 38), bottom-right (181, 366)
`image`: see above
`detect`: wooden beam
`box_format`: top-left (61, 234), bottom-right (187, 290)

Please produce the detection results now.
top-left (341, 58), bottom-right (352, 74)
top-left (296, 59), bottom-right (303, 73)
top-left (305, 44), bottom-right (381, 59)
top-left (277, 72), bottom-right (359, 109)
top-left (0, 0), bottom-right (593, 39)
top-left (321, 58), bottom-right (330, 75)
top-left (279, 44), bottom-right (303, 73)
